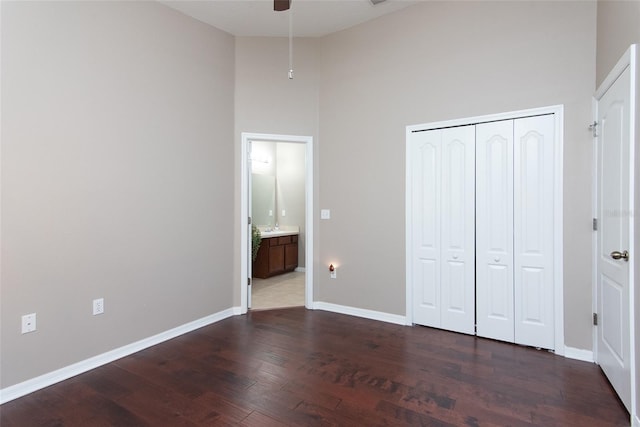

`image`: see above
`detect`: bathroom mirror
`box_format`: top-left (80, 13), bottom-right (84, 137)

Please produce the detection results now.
top-left (252, 174), bottom-right (276, 227)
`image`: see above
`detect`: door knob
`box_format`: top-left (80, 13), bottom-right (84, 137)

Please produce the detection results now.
top-left (610, 250), bottom-right (629, 261)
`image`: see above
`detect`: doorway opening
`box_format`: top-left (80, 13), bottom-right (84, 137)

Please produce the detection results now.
top-left (240, 133), bottom-right (313, 313)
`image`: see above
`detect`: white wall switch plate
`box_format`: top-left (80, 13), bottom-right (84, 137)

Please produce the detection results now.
top-left (21, 313), bottom-right (37, 334)
top-left (93, 298), bottom-right (104, 315)
top-left (321, 209), bottom-right (331, 220)
top-left (330, 269), bottom-right (337, 279)
top-left (281, 209), bottom-right (286, 217)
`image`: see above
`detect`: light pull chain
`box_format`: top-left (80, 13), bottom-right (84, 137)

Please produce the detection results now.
top-left (288, 9), bottom-right (293, 79)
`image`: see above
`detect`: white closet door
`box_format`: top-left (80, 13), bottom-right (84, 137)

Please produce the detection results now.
top-left (410, 129), bottom-right (442, 328)
top-left (476, 120), bottom-right (515, 342)
top-left (513, 115), bottom-right (555, 349)
top-left (440, 126), bottom-right (476, 334)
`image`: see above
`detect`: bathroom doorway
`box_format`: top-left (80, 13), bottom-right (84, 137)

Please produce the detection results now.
top-left (240, 133), bottom-right (313, 313)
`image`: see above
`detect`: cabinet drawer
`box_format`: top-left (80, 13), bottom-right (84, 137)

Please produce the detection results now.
top-left (278, 236), bottom-right (292, 245)
top-left (269, 237), bottom-right (279, 246)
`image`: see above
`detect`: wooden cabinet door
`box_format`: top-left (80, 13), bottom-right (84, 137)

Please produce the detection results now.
top-left (285, 243), bottom-right (298, 271)
top-left (252, 238), bottom-right (270, 279)
top-left (269, 245), bottom-right (285, 274)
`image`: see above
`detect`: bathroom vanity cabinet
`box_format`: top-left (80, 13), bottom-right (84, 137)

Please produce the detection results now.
top-left (252, 234), bottom-right (298, 279)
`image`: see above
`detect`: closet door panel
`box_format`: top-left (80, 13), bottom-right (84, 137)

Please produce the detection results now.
top-left (441, 126), bottom-right (476, 334)
top-left (514, 115), bottom-right (555, 349)
top-left (410, 130), bottom-right (442, 327)
top-left (476, 120), bottom-right (514, 342)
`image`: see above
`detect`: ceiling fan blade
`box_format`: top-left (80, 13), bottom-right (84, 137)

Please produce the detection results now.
top-left (274, 0), bottom-right (290, 11)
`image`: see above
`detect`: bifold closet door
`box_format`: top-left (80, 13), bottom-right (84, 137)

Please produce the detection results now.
top-left (411, 126), bottom-right (475, 334)
top-left (476, 120), bottom-right (515, 342)
top-left (513, 115), bottom-right (555, 349)
top-left (475, 115), bottom-right (555, 349)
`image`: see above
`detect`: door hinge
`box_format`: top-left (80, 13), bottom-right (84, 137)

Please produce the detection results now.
top-left (589, 121), bottom-right (598, 137)
top-left (592, 218), bottom-right (598, 231)
top-left (248, 277), bottom-right (251, 287)
top-left (593, 313), bottom-right (598, 326)
top-left (248, 216), bottom-right (252, 225)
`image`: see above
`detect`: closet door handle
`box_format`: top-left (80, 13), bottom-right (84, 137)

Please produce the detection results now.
top-left (610, 250), bottom-right (629, 261)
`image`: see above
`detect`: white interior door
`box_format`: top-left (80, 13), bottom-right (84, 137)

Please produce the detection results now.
top-left (440, 126), bottom-right (476, 334)
top-left (247, 142), bottom-right (253, 309)
top-left (410, 129), bottom-right (442, 328)
top-left (513, 115), bottom-right (555, 349)
top-left (596, 64), bottom-right (632, 412)
top-left (476, 120), bottom-right (515, 342)
top-left (410, 127), bottom-right (475, 333)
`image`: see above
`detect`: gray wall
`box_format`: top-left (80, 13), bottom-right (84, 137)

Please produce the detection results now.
top-left (276, 142), bottom-right (307, 268)
top-left (595, 0), bottom-right (640, 420)
top-left (317, 1), bottom-right (597, 349)
top-left (596, 0), bottom-right (640, 87)
top-left (0, 1), bottom-right (235, 388)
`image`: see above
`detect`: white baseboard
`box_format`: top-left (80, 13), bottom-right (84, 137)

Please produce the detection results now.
top-left (563, 346), bottom-right (594, 362)
top-left (312, 301), bottom-right (407, 325)
top-left (0, 307), bottom-right (237, 405)
top-left (294, 267), bottom-right (306, 273)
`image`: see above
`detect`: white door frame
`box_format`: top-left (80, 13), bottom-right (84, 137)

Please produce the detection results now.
top-left (592, 44), bottom-right (637, 422)
top-left (240, 132), bottom-right (314, 313)
top-left (405, 105), bottom-right (565, 355)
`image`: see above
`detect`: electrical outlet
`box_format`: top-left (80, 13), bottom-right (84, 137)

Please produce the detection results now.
top-left (93, 298), bottom-right (104, 315)
top-left (21, 313), bottom-right (37, 334)
top-left (330, 268), bottom-right (337, 279)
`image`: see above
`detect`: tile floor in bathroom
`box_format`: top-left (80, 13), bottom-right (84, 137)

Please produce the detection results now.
top-left (250, 271), bottom-right (305, 310)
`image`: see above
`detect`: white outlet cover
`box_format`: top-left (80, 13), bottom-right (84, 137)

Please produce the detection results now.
top-left (321, 209), bottom-right (331, 220)
top-left (282, 209), bottom-right (286, 217)
top-left (21, 313), bottom-right (37, 334)
top-left (93, 298), bottom-right (104, 315)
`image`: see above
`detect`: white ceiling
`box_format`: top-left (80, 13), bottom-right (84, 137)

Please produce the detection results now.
top-left (161, 0), bottom-right (420, 38)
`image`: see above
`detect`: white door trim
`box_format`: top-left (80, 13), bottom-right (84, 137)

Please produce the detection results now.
top-left (592, 43), bottom-right (637, 422)
top-left (405, 105), bottom-right (565, 355)
top-left (240, 132), bottom-right (314, 313)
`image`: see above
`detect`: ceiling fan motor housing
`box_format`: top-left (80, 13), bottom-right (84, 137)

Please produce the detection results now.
top-left (274, 0), bottom-right (290, 11)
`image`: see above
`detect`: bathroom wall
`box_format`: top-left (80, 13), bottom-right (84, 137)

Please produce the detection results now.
top-left (276, 142), bottom-right (307, 268)
top-left (251, 141), bottom-right (277, 228)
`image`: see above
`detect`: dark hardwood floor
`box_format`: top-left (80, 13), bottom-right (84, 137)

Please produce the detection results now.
top-left (1, 307), bottom-right (629, 426)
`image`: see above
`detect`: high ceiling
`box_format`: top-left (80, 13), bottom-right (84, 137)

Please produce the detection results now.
top-left (160, 0), bottom-right (420, 38)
